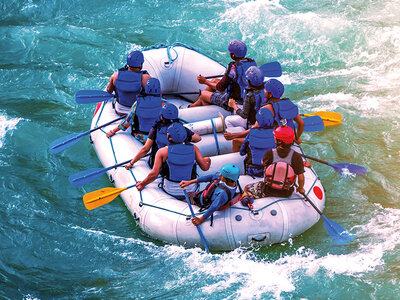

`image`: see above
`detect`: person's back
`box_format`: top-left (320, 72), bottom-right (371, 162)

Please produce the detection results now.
top-left (107, 50), bottom-right (151, 115)
top-left (262, 125), bottom-right (305, 197)
top-left (135, 78), bottom-right (163, 133)
top-left (263, 79), bottom-right (305, 144)
top-left (240, 108), bottom-right (275, 177)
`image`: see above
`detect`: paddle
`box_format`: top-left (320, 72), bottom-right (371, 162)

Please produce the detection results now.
top-left (182, 188), bottom-right (210, 253)
top-left (83, 184), bottom-right (137, 210)
top-left (69, 159), bottom-right (132, 187)
top-left (49, 116), bottom-right (125, 154)
top-left (301, 111), bottom-right (342, 127)
top-left (301, 154), bottom-right (367, 175)
top-left (297, 115), bottom-right (324, 132)
top-left (297, 187), bottom-right (355, 244)
top-left (76, 90), bottom-right (115, 104)
top-left (205, 61), bottom-right (282, 79)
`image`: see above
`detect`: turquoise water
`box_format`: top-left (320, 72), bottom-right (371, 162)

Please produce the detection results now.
top-left (1, 0), bottom-right (400, 298)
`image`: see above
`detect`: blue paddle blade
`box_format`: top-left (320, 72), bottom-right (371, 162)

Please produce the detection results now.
top-left (321, 215), bottom-right (356, 244)
top-left (69, 168), bottom-right (108, 187)
top-left (259, 61), bottom-right (282, 77)
top-left (75, 90), bottom-right (114, 104)
top-left (49, 132), bottom-right (86, 154)
top-left (296, 115), bottom-right (324, 132)
top-left (329, 162), bottom-right (367, 175)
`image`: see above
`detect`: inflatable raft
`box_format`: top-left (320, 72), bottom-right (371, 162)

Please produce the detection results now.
top-left (89, 43), bottom-right (326, 251)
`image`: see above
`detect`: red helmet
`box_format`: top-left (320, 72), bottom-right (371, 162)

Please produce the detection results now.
top-left (273, 125), bottom-right (294, 144)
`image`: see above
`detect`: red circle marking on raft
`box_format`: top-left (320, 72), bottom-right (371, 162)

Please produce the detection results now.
top-left (93, 102), bottom-right (102, 117)
top-left (313, 186), bottom-right (323, 200)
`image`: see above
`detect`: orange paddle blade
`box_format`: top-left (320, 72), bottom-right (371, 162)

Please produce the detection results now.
top-left (83, 186), bottom-right (127, 210)
top-left (303, 111), bottom-right (342, 126)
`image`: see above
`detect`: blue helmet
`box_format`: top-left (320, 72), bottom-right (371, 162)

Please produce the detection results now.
top-left (264, 79), bottom-right (284, 98)
top-left (220, 163), bottom-right (240, 181)
top-left (256, 108), bottom-right (274, 128)
top-left (245, 66), bottom-right (264, 86)
top-left (145, 78), bottom-right (161, 95)
top-left (228, 39), bottom-right (247, 58)
top-left (160, 103), bottom-right (179, 120)
top-left (127, 50), bottom-right (144, 68)
top-left (167, 123), bottom-right (187, 144)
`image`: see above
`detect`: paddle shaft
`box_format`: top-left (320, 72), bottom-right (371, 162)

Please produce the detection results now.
top-left (300, 154), bottom-right (330, 167)
top-left (205, 75), bottom-right (223, 79)
top-left (183, 188), bottom-right (210, 253)
top-left (301, 114), bottom-right (338, 122)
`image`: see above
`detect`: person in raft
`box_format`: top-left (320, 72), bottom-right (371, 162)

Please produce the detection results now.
top-left (136, 123), bottom-right (211, 199)
top-left (188, 39), bottom-right (256, 110)
top-left (244, 125), bottom-right (307, 199)
top-left (239, 108), bottom-right (276, 177)
top-left (261, 79), bottom-right (305, 144)
top-left (179, 164), bottom-right (239, 226)
top-left (121, 103), bottom-right (201, 169)
top-left (106, 50), bottom-right (151, 115)
top-left (223, 65), bottom-right (266, 151)
top-left (106, 78), bottom-right (163, 139)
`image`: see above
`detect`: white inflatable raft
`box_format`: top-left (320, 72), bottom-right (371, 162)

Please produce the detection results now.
top-left (89, 43), bottom-right (326, 251)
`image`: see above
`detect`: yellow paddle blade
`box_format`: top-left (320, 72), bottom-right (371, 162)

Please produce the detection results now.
top-left (303, 111), bottom-right (342, 126)
top-left (83, 186), bottom-right (127, 210)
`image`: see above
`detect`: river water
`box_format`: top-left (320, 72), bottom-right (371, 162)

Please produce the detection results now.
top-left (1, 0), bottom-right (399, 298)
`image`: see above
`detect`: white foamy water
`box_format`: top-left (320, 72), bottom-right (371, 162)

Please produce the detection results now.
top-left (0, 113), bottom-right (22, 148)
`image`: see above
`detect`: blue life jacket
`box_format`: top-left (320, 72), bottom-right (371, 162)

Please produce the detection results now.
top-left (135, 95), bottom-right (162, 133)
top-left (271, 98), bottom-right (299, 129)
top-left (247, 128), bottom-right (275, 177)
top-left (253, 89), bottom-right (267, 112)
top-left (115, 69), bottom-right (143, 107)
top-left (155, 124), bottom-right (169, 149)
top-left (165, 144), bottom-right (196, 182)
top-left (228, 58), bottom-right (257, 101)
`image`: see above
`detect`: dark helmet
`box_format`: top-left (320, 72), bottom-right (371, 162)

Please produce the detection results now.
top-left (245, 66), bottom-right (264, 86)
top-left (220, 163), bottom-right (240, 181)
top-left (167, 123), bottom-right (187, 144)
top-left (145, 78), bottom-right (161, 95)
top-left (264, 79), bottom-right (284, 98)
top-left (227, 39), bottom-right (247, 58)
top-left (160, 103), bottom-right (179, 120)
top-left (127, 50), bottom-right (144, 68)
top-left (256, 108), bottom-right (274, 128)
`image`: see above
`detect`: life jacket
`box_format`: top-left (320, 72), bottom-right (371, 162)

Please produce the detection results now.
top-left (199, 180), bottom-right (233, 209)
top-left (115, 68), bottom-right (144, 107)
top-left (253, 89), bottom-right (267, 112)
top-left (246, 128), bottom-right (275, 177)
top-left (227, 58), bottom-right (257, 102)
top-left (264, 149), bottom-right (296, 191)
top-left (164, 144), bottom-right (196, 182)
top-left (270, 98), bottom-right (299, 129)
top-left (135, 95), bottom-right (163, 133)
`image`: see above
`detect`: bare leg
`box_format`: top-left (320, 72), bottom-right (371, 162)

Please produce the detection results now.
top-left (232, 138), bottom-right (245, 152)
top-left (189, 90), bottom-right (213, 107)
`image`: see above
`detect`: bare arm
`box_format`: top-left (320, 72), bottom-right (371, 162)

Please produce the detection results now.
top-left (296, 173), bottom-right (305, 194)
top-left (136, 147), bottom-right (166, 190)
top-left (294, 114), bottom-right (305, 144)
top-left (125, 139), bottom-right (153, 169)
top-left (197, 75), bottom-right (218, 90)
top-left (223, 129), bottom-right (250, 140)
top-left (141, 73), bottom-right (151, 89)
top-left (179, 178), bottom-right (198, 188)
top-left (106, 72), bottom-right (118, 93)
top-left (191, 133), bottom-right (202, 143)
top-left (194, 145), bottom-right (211, 171)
